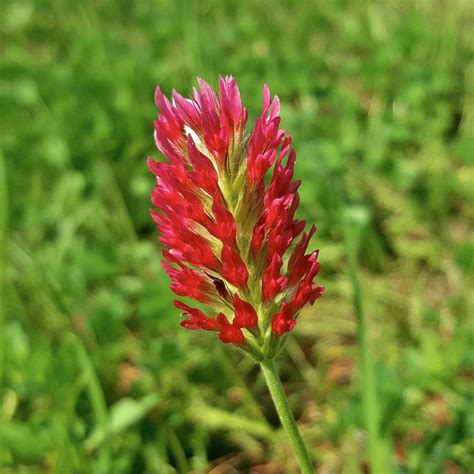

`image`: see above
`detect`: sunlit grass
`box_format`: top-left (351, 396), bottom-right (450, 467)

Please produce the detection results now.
top-left (0, 0), bottom-right (472, 471)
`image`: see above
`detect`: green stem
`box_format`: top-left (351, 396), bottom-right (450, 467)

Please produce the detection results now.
top-left (0, 150), bottom-right (7, 424)
top-left (344, 217), bottom-right (388, 472)
top-left (350, 258), bottom-right (384, 471)
top-left (260, 359), bottom-right (313, 474)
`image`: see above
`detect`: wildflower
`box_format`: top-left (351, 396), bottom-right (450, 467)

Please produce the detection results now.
top-left (148, 76), bottom-right (324, 357)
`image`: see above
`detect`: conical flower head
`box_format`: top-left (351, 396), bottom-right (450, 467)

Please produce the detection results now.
top-left (148, 76), bottom-right (324, 359)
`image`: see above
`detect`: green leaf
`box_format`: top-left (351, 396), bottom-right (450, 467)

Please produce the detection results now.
top-left (84, 394), bottom-right (159, 452)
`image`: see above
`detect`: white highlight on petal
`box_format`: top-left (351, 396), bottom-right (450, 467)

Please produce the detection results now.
top-left (184, 125), bottom-right (219, 172)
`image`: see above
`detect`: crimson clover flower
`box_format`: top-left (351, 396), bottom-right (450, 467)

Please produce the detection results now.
top-left (148, 76), bottom-right (324, 359)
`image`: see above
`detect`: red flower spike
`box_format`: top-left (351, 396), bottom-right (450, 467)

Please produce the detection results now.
top-left (271, 303), bottom-right (297, 336)
top-left (221, 244), bottom-right (249, 289)
top-left (287, 226), bottom-right (316, 286)
top-left (291, 283), bottom-right (325, 312)
top-left (217, 313), bottom-right (246, 344)
top-left (250, 220), bottom-right (266, 254)
top-left (262, 254), bottom-right (287, 302)
top-left (207, 194), bottom-right (237, 246)
top-left (232, 294), bottom-right (258, 329)
top-left (176, 301), bottom-right (221, 331)
top-left (149, 77), bottom-right (323, 349)
top-left (187, 139), bottom-right (219, 195)
top-left (162, 257), bottom-right (215, 304)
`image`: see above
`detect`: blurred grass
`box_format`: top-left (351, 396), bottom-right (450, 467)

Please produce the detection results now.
top-left (0, 0), bottom-right (473, 472)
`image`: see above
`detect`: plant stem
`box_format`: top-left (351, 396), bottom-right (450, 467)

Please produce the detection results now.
top-left (0, 150), bottom-right (7, 420)
top-left (344, 215), bottom-right (388, 472)
top-left (260, 358), bottom-right (313, 474)
top-left (350, 256), bottom-right (385, 472)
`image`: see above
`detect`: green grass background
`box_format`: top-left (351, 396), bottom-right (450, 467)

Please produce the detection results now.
top-left (1, 0), bottom-right (473, 472)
